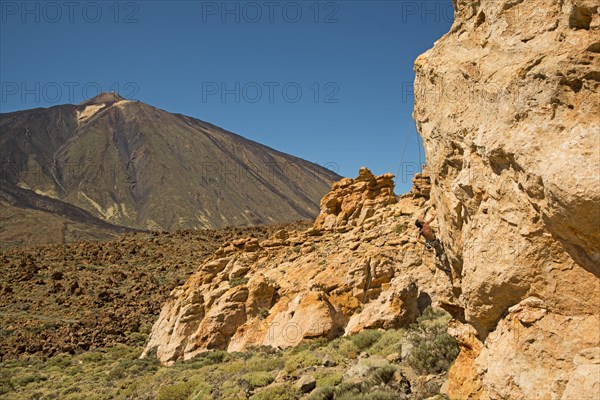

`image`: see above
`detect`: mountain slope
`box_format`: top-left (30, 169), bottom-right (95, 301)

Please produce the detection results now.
top-left (0, 181), bottom-right (137, 249)
top-left (0, 93), bottom-right (340, 234)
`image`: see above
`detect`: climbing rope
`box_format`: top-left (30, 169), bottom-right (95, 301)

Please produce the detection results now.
top-left (396, 124), bottom-right (426, 179)
top-left (396, 128), bottom-right (411, 178)
top-left (414, 126), bottom-right (424, 172)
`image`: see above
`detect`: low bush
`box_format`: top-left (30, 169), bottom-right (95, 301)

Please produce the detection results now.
top-left (364, 364), bottom-right (396, 387)
top-left (314, 370), bottom-right (343, 388)
top-left (284, 351), bottom-right (320, 374)
top-left (307, 385), bottom-right (335, 400)
top-left (367, 329), bottom-right (404, 357)
top-left (230, 277), bottom-right (249, 287)
top-left (249, 383), bottom-right (299, 400)
top-left (156, 380), bottom-right (195, 400)
top-left (15, 373), bottom-right (47, 387)
top-left (395, 223), bottom-right (408, 234)
top-left (240, 371), bottom-right (275, 388)
top-left (350, 330), bottom-right (382, 351)
top-left (406, 307), bottom-right (459, 375)
top-left (333, 338), bottom-right (360, 359)
top-left (0, 307), bottom-right (455, 399)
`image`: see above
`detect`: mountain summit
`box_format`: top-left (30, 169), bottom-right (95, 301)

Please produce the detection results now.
top-left (0, 94), bottom-right (340, 246)
top-left (80, 92), bottom-right (126, 106)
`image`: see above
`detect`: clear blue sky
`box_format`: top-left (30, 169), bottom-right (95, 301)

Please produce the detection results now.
top-left (0, 0), bottom-right (453, 193)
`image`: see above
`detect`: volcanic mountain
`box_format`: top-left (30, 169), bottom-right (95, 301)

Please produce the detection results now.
top-left (0, 93), bottom-right (340, 247)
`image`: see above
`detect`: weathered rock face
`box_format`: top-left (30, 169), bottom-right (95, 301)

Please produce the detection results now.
top-left (142, 169), bottom-right (453, 364)
top-left (314, 167), bottom-right (396, 230)
top-left (413, 0), bottom-right (600, 398)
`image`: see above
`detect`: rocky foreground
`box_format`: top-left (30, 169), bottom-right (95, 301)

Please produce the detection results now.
top-left (142, 168), bottom-right (450, 364)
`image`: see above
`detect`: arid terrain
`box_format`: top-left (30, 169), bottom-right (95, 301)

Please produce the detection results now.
top-left (0, 221), bottom-right (310, 360)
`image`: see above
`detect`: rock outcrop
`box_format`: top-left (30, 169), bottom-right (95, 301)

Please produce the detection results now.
top-left (314, 167), bottom-right (396, 230)
top-left (142, 169), bottom-right (453, 364)
top-left (413, 0), bottom-right (600, 398)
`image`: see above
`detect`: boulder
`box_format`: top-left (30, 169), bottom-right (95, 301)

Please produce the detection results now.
top-left (295, 375), bottom-right (316, 393)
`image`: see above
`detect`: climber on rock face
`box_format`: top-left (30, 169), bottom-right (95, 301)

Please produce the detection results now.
top-left (415, 217), bottom-right (446, 262)
top-left (415, 216), bottom-right (435, 241)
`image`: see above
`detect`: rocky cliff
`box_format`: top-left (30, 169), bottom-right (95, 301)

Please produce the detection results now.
top-left (142, 168), bottom-right (455, 364)
top-left (413, 0), bottom-right (599, 398)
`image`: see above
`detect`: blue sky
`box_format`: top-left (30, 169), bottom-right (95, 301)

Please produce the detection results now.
top-left (0, 0), bottom-right (453, 193)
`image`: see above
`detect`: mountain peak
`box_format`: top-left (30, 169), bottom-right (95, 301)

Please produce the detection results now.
top-left (1, 95), bottom-right (341, 234)
top-left (80, 92), bottom-right (126, 106)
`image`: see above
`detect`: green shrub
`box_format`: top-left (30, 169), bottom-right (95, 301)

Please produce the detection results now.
top-left (157, 380), bottom-right (196, 400)
top-left (336, 388), bottom-right (399, 400)
top-left (106, 365), bottom-right (127, 381)
top-left (364, 365), bottom-right (396, 387)
top-left (47, 353), bottom-right (73, 368)
top-left (204, 350), bottom-right (229, 364)
top-left (245, 345), bottom-right (279, 357)
top-left (406, 307), bottom-right (458, 375)
top-left (367, 329), bottom-right (404, 357)
top-left (289, 337), bottom-right (328, 354)
top-left (106, 344), bottom-right (139, 360)
top-left (363, 390), bottom-right (400, 400)
top-left (61, 385), bottom-right (82, 395)
top-left (230, 277), bottom-right (249, 287)
top-left (126, 331), bottom-right (149, 346)
top-left (0, 377), bottom-right (14, 395)
top-left (307, 385), bottom-right (335, 400)
top-left (26, 322), bottom-right (58, 334)
top-left (180, 349), bottom-right (229, 369)
top-left (244, 354), bottom-right (284, 372)
top-left (284, 351), bottom-right (320, 374)
top-left (417, 306), bottom-right (451, 326)
top-left (314, 370), bottom-right (343, 387)
top-left (258, 308), bottom-right (270, 320)
top-left (395, 223), bottom-right (408, 234)
top-left (240, 371), bottom-right (275, 388)
top-left (190, 382), bottom-right (213, 400)
top-left (334, 380), bottom-right (362, 397)
top-left (250, 383), bottom-right (299, 400)
top-left (128, 357), bottom-right (160, 374)
top-left (215, 378), bottom-right (244, 399)
top-left (337, 339), bottom-right (360, 359)
top-left (15, 374), bottom-right (47, 386)
top-left (78, 351), bottom-right (104, 363)
top-left (349, 330), bottom-right (382, 351)
top-left (214, 359), bottom-right (247, 377)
